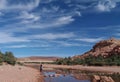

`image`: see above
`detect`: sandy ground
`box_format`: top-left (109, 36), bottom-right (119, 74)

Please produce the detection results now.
top-left (0, 65), bottom-right (44, 82)
top-left (43, 64), bottom-right (120, 73)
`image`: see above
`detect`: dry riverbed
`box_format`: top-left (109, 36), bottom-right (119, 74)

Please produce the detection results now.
top-left (0, 64), bottom-right (44, 82)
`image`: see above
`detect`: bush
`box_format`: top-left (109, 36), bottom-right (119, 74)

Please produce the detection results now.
top-left (3, 52), bottom-right (16, 65)
top-left (0, 51), bottom-right (4, 65)
top-left (17, 62), bottom-right (24, 66)
top-left (55, 54), bottom-right (120, 66)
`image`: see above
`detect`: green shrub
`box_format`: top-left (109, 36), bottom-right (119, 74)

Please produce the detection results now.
top-left (55, 54), bottom-right (120, 66)
top-left (0, 51), bottom-right (4, 65)
top-left (17, 62), bottom-right (24, 66)
top-left (3, 52), bottom-right (16, 65)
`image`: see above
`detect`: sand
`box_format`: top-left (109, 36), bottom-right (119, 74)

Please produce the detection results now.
top-left (0, 65), bottom-right (44, 82)
top-left (43, 64), bottom-right (120, 73)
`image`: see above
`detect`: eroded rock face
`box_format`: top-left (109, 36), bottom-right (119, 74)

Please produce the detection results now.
top-left (110, 45), bottom-right (120, 55)
top-left (75, 38), bottom-right (120, 58)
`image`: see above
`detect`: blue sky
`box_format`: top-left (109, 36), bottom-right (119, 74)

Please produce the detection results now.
top-left (0, 0), bottom-right (120, 57)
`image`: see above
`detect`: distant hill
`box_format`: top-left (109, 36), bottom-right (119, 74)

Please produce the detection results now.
top-left (17, 56), bottom-right (61, 63)
top-left (74, 38), bottom-right (120, 58)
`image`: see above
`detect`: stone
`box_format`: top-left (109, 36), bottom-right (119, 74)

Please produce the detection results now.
top-left (92, 75), bottom-right (100, 82)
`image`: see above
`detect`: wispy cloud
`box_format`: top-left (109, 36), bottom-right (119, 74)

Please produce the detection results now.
top-left (0, 0), bottom-right (79, 31)
top-left (26, 16), bottom-right (75, 29)
top-left (0, 0), bottom-right (7, 10)
top-left (0, 32), bottom-right (29, 43)
top-left (0, 0), bottom-right (40, 11)
top-left (1, 15), bottom-right (75, 33)
top-left (95, 0), bottom-right (117, 12)
top-left (66, 0), bottom-right (120, 12)
top-left (5, 45), bottom-right (27, 48)
top-left (0, 12), bottom-right (3, 16)
top-left (115, 33), bottom-right (120, 36)
top-left (27, 32), bottom-right (75, 40)
top-left (4, 44), bottom-right (51, 48)
top-left (56, 16), bottom-right (75, 25)
top-left (75, 37), bottom-right (104, 43)
top-left (19, 11), bottom-right (40, 24)
top-left (0, 0), bottom-right (120, 56)
top-left (53, 41), bottom-right (82, 47)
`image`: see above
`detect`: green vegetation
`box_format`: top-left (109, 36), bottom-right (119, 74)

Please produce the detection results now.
top-left (0, 51), bottom-right (16, 65)
top-left (55, 54), bottom-right (120, 66)
top-left (17, 62), bottom-right (24, 66)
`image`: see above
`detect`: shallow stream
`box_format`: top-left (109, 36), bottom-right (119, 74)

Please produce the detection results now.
top-left (26, 64), bottom-right (120, 82)
top-left (44, 72), bottom-right (90, 82)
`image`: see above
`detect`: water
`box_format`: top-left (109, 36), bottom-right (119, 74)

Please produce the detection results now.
top-left (26, 65), bottom-right (120, 82)
top-left (44, 72), bottom-right (90, 82)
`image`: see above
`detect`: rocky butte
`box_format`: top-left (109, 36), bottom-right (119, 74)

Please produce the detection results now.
top-left (74, 38), bottom-right (120, 58)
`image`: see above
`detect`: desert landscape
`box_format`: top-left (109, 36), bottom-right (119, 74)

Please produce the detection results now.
top-left (0, 0), bottom-right (120, 81)
top-left (0, 38), bottom-right (119, 82)
top-left (19, 38), bottom-right (120, 82)
top-left (0, 63), bottom-right (120, 82)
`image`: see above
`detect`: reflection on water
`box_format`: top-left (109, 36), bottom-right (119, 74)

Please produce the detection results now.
top-left (44, 72), bottom-right (56, 76)
top-left (44, 72), bottom-right (90, 82)
top-left (26, 65), bottom-right (120, 82)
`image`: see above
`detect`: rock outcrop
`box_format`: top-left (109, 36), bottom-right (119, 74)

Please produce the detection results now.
top-left (75, 38), bottom-right (120, 58)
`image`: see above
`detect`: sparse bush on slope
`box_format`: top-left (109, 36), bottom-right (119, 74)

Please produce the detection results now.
top-left (55, 54), bottom-right (120, 66)
top-left (0, 51), bottom-right (16, 65)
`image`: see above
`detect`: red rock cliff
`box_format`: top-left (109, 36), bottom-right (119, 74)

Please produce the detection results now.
top-left (74, 38), bottom-right (120, 58)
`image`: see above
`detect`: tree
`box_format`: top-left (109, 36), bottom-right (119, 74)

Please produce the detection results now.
top-left (4, 52), bottom-right (16, 65)
top-left (0, 51), bottom-right (3, 64)
top-left (55, 54), bottom-right (120, 66)
top-left (72, 58), bottom-right (83, 65)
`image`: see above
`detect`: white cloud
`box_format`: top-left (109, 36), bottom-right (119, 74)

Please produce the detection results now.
top-left (55, 16), bottom-right (74, 25)
top-left (0, 32), bottom-right (29, 43)
top-left (75, 11), bottom-right (81, 16)
top-left (0, 16), bottom-right (75, 34)
top-left (0, 0), bottom-right (7, 10)
top-left (5, 45), bottom-right (27, 48)
top-left (21, 16), bottom-right (75, 29)
top-left (115, 33), bottom-right (120, 36)
top-left (0, 12), bottom-right (3, 16)
top-left (55, 41), bottom-right (81, 47)
top-left (76, 37), bottom-right (104, 43)
top-left (96, 0), bottom-right (116, 12)
top-left (52, 40), bottom-right (90, 47)
top-left (19, 11), bottom-right (39, 20)
top-left (42, 6), bottom-right (59, 13)
top-left (4, 44), bottom-right (50, 48)
top-left (0, 0), bottom-right (40, 11)
top-left (0, 0), bottom-right (79, 31)
top-left (19, 11), bottom-right (40, 23)
top-left (27, 32), bottom-right (75, 40)
top-left (23, 0), bottom-right (40, 10)
top-left (40, 0), bottom-right (54, 3)
top-left (60, 42), bottom-right (90, 47)
top-left (64, 0), bottom-right (120, 12)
